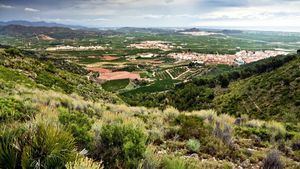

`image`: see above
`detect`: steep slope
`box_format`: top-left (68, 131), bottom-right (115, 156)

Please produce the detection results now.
top-left (0, 46), bottom-right (121, 104)
top-left (214, 56), bottom-right (300, 122)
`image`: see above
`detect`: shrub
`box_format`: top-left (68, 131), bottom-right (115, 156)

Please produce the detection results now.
top-left (213, 121), bottom-right (233, 145)
top-left (4, 47), bottom-right (22, 56)
top-left (262, 150), bottom-right (283, 169)
top-left (58, 107), bottom-right (93, 149)
top-left (92, 122), bottom-right (147, 169)
top-left (235, 126), bottom-right (272, 142)
top-left (265, 121), bottom-right (286, 141)
top-left (291, 135), bottom-right (300, 151)
top-left (187, 110), bottom-right (217, 124)
top-left (201, 136), bottom-right (232, 159)
top-left (0, 123), bottom-right (76, 169)
top-left (21, 123), bottom-right (76, 168)
top-left (0, 127), bottom-right (27, 168)
top-left (36, 71), bottom-right (74, 94)
top-left (186, 139), bottom-right (201, 153)
top-left (139, 146), bottom-right (160, 169)
top-left (245, 119), bottom-right (265, 128)
top-left (174, 115), bottom-right (210, 140)
top-left (162, 156), bottom-right (233, 169)
top-left (66, 155), bottom-right (103, 169)
top-left (0, 97), bottom-right (36, 122)
top-left (161, 156), bottom-right (189, 169)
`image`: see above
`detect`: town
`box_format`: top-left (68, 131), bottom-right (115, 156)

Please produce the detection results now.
top-left (168, 50), bottom-right (288, 65)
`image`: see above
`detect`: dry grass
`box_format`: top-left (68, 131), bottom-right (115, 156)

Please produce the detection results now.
top-left (66, 155), bottom-right (103, 169)
top-left (246, 119), bottom-right (265, 128)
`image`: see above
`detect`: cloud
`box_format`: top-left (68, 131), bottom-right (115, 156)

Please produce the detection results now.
top-left (92, 18), bottom-right (111, 22)
top-left (1, 0), bottom-right (300, 30)
top-left (24, 7), bottom-right (40, 12)
top-left (0, 4), bottom-right (14, 9)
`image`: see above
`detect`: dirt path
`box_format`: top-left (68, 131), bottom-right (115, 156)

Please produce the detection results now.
top-left (175, 67), bottom-right (190, 80)
top-left (165, 69), bottom-right (175, 79)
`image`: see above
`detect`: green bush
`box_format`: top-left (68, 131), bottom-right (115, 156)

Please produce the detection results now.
top-left (174, 115), bottom-right (210, 140)
top-left (186, 139), bottom-right (201, 153)
top-left (93, 122), bottom-right (147, 169)
top-left (235, 126), bottom-right (272, 142)
top-left (0, 97), bottom-right (36, 123)
top-left (58, 107), bottom-right (93, 149)
top-left (201, 136), bottom-right (231, 159)
top-left (0, 127), bottom-right (26, 168)
top-left (139, 147), bottom-right (160, 169)
top-left (162, 156), bottom-right (189, 169)
top-left (291, 134), bottom-right (300, 151)
top-left (21, 123), bottom-right (76, 168)
top-left (0, 123), bottom-right (76, 169)
top-left (36, 71), bottom-right (74, 94)
top-left (4, 47), bottom-right (22, 56)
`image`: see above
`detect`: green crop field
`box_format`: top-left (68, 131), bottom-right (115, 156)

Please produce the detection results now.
top-left (168, 67), bottom-right (188, 78)
top-left (121, 79), bottom-right (180, 96)
top-left (101, 79), bottom-right (130, 92)
top-left (155, 70), bottom-right (172, 80)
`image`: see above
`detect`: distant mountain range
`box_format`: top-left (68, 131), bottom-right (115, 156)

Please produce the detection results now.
top-left (179, 28), bottom-right (243, 34)
top-left (0, 24), bottom-right (119, 39)
top-left (0, 20), bottom-right (88, 30)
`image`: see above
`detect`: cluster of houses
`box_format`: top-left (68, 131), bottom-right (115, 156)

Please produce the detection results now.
top-left (46, 45), bottom-right (106, 51)
top-left (128, 41), bottom-right (174, 51)
top-left (168, 50), bottom-right (288, 65)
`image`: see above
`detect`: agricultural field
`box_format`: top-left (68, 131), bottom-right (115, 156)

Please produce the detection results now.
top-left (101, 79), bottom-right (130, 92)
top-left (1, 27), bottom-right (299, 96)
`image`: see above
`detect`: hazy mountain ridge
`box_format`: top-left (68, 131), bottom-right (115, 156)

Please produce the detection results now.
top-left (0, 20), bottom-right (87, 29)
top-left (0, 24), bottom-right (120, 39)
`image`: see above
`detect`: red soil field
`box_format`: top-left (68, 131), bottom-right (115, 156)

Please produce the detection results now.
top-left (99, 71), bottom-right (140, 81)
top-left (87, 67), bottom-right (140, 81)
top-left (101, 55), bottom-right (119, 61)
top-left (87, 67), bottom-right (112, 73)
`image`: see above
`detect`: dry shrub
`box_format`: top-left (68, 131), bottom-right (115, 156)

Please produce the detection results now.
top-left (187, 109), bottom-right (217, 123)
top-left (265, 121), bottom-right (286, 141)
top-left (139, 146), bottom-right (161, 169)
top-left (164, 107), bottom-right (180, 122)
top-left (262, 150), bottom-right (284, 169)
top-left (66, 155), bottom-right (103, 169)
top-left (246, 119), bottom-right (265, 128)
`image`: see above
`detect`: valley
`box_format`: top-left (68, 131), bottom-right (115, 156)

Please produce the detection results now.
top-left (0, 24), bottom-right (299, 169)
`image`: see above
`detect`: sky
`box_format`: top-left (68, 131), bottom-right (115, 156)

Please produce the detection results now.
top-left (0, 0), bottom-right (300, 32)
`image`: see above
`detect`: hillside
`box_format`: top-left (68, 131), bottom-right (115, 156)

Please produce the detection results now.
top-left (121, 54), bottom-right (300, 121)
top-left (0, 47), bottom-right (300, 168)
top-left (214, 56), bottom-right (300, 122)
top-left (0, 46), bottom-right (121, 103)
